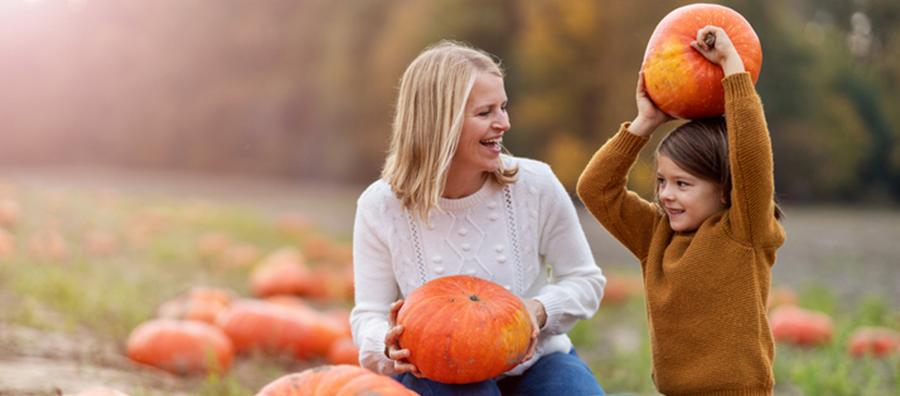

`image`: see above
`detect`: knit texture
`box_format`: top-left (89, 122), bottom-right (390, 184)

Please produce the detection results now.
top-left (352, 156), bottom-right (606, 377)
top-left (577, 73), bottom-right (784, 396)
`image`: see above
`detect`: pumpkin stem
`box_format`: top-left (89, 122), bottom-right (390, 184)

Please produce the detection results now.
top-left (469, 294), bottom-right (480, 302)
top-left (703, 32), bottom-right (716, 48)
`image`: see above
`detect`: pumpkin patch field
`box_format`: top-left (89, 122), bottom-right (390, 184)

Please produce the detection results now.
top-left (0, 171), bottom-right (897, 395)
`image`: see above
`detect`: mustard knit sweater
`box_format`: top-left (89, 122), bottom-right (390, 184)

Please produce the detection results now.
top-left (577, 73), bottom-right (785, 396)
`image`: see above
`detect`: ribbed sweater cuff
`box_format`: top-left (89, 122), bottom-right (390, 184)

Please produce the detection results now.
top-left (611, 122), bottom-right (650, 156)
top-left (723, 72), bottom-right (756, 101)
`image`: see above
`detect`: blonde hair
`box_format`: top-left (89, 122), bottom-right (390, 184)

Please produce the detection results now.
top-left (382, 40), bottom-right (517, 220)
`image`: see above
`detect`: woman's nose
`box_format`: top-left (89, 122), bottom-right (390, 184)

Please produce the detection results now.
top-left (492, 113), bottom-right (510, 132)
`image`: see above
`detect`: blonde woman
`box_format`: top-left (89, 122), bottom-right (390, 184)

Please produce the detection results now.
top-left (350, 41), bottom-right (606, 395)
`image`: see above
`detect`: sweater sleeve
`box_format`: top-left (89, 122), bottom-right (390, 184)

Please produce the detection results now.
top-left (533, 165), bottom-right (606, 335)
top-left (723, 73), bottom-right (783, 246)
top-left (349, 187), bottom-right (400, 375)
top-left (576, 125), bottom-right (662, 261)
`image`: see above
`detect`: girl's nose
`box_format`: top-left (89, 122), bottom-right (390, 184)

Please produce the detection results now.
top-left (659, 185), bottom-right (674, 201)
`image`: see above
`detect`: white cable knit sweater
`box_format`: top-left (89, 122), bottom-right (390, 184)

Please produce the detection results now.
top-left (350, 156), bottom-right (606, 377)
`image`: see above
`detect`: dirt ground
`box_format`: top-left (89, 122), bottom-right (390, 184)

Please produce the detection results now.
top-left (1, 166), bottom-right (898, 394)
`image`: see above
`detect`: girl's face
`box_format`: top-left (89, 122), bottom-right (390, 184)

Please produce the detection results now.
top-left (656, 154), bottom-right (726, 232)
top-left (452, 72), bottom-right (510, 176)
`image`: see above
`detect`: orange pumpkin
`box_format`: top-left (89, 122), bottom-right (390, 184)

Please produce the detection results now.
top-left (848, 326), bottom-right (900, 358)
top-left (126, 318), bottom-right (233, 375)
top-left (601, 274), bottom-right (643, 305)
top-left (217, 299), bottom-right (343, 359)
top-left (157, 286), bottom-right (235, 324)
top-left (327, 338), bottom-right (360, 365)
top-left (769, 305), bottom-right (833, 347)
top-left (250, 248), bottom-right (321, 297)
top-left (397, 275), bottom-right (533, 384)
top-left (255, 365), bottom-right (416, 396)
top-left (642, 3), bottom-right (762, 119)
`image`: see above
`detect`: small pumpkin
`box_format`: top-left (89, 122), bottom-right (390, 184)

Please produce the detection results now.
top-left (769, 305), bottom-right (833, 347)
top-left (250, 248), bottom-right (321, 297)
top-left (848, 326), bottom-right (900, 358)
top-left (397, 275), bottom-right (533, 384)
top-left (327, 338), bottom-right (360, 366)
top-left (126, 318), bottom-right (233, 375)
top-left (601, 274), bottom-right (643, 305)
top-left (157, 286), bottom-right (235, 324)
top-left (217, 299), bottom-right (343, 359)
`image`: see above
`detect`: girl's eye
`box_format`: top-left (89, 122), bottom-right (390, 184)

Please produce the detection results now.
top-left (656, 177), bottom-right (665, 185)
top-left (501, 103), bottom-right (509, 112)
top-left (677, 181), bottom-right (689, 187)
top-left (478, 110), bottom-right (491, 117)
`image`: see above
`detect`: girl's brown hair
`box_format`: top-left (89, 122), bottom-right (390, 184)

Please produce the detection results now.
top-left (656, 117), bottom-right (783, 220)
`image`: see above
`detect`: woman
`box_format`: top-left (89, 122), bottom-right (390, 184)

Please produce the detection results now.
top-left (350, 40), bottom-right (606, 395)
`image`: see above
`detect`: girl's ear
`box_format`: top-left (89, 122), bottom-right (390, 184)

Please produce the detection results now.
top-left (720, 191), bottom-right (728, 205)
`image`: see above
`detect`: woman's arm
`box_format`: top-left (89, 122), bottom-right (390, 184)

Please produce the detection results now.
top-left (349, 189), bottom-right (401, 375)
top-left (533, 165), bottom-right (606, 335)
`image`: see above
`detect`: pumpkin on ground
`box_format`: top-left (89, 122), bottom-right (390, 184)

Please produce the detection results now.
top-left (327, 337), bottom-right (360, 365)
top-left (250, 247), bottom-right (324, 297)
top-left (126, 318), bottom-right (233, 375)
top-left (601, 274), bottom-right (643, 305)
top-left (396, 275), bottom-right (533, 384)
top-left (642, 3), bottom-right (762, 119)
top-left (769, 305), bottom-right (833, 347)
top-left (848, 326), bottom-right (900, 358)
top-left (157, 286), bottom-right (235, 324)
top-left (255, 365), bottom-right (416, 396)
top-left (217, 299), bottom-right (343, 359)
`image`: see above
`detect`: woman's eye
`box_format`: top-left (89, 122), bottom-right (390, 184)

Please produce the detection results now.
top-left (478, 110), bottom-right (491, 116)
top-left (677, 181), bottom-right (689, 187)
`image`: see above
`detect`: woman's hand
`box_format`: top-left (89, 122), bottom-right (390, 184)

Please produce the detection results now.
top-left (629, 71), bottom-right (673, 136)
top-left (522, 298), bottom-right (547, 362)
top-left (384, 299), bottom-right (421, 376)
top-left (690, 25), bottom-right (745, 76)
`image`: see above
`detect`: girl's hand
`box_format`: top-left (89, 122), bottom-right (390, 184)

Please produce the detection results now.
top-left (630, 71), bottom-right (673, 136)
top-left (522, 298), bottom-right (546, 362)
top-left (384, 299), bottom-right (421, 376)
top-left (690, 25), bottom-right (745, 76)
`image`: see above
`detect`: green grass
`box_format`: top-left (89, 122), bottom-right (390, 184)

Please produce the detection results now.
top-left (0, 185), bottom-right (897, 395)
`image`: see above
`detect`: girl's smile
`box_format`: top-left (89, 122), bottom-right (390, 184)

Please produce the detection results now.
top-left (656, 154), bottom-right (726, 232)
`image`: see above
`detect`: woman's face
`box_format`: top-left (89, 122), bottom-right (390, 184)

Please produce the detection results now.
top-left (656, 154), bottom-right (726, 232)
top-left (452, 72), bottom-right (510, 176)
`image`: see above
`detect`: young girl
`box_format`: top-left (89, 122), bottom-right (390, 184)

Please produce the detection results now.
top-left (351, 41), bottom-right (606, 395)
top-left (577, 26), bottom-right (784, 396)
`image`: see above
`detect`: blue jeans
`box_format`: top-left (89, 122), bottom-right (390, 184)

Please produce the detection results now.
top-left (394, 348), bottom-right (604, 396)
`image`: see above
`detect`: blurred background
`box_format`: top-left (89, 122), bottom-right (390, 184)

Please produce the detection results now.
top-left (2, 0), bottom-right (899, 202)
top-left (1, 0), bottom-right (898, 395)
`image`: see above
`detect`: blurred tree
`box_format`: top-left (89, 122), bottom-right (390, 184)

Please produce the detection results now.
top-left (0, 0), bottom-right (896, 204)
